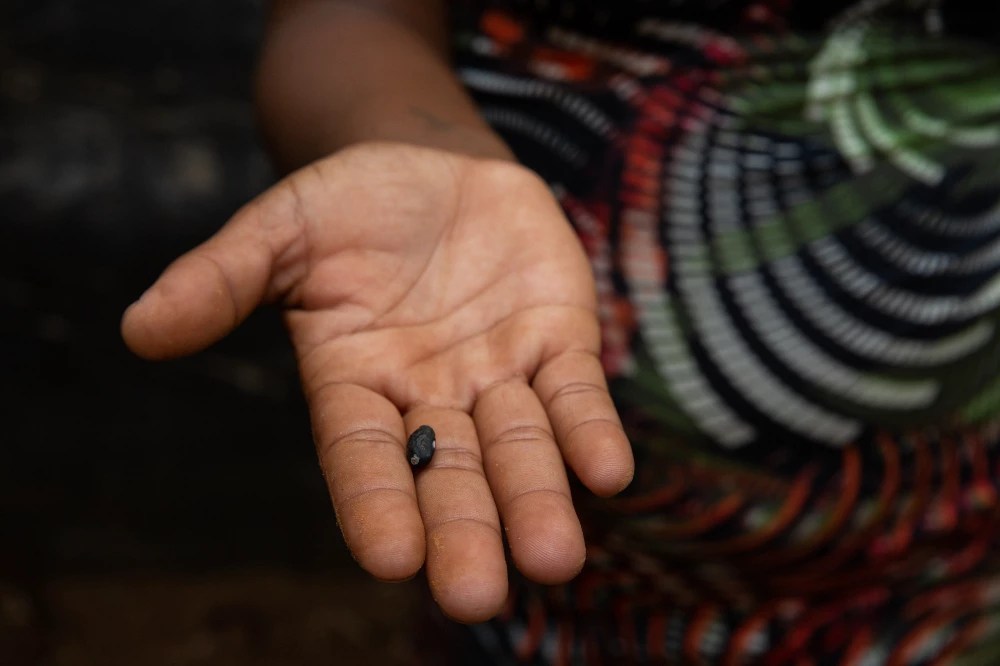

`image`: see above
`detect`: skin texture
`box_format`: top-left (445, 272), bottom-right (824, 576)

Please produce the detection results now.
top-left (122, 0), bottom-right (635, 625)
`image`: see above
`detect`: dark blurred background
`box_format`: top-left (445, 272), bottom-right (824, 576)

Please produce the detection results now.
top-left (0, 1), bottom-right (419, 663)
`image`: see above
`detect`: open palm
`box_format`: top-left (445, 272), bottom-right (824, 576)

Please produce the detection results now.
top-left (122, 143), bottom-right (633, 622)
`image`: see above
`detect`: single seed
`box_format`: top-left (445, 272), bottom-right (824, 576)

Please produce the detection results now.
top-left (407, 425), bottom-right (436, 467)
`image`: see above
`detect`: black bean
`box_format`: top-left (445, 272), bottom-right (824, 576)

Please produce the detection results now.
top-left (406, 425), bottom-right (436, 467)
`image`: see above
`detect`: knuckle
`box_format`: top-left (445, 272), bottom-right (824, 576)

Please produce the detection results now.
top-left (427, 515), bottom-right (501, 537)
top-left (510, 487), bottom-right (568, 504)
top-left (492, 424), bottom-right (553, 446)
top-left (564, 415), bottom-right (625, 441)
top-left (318, 426), bottom-right (403, 460)
top-left (338, 484), bottom-right (412, 509)
top-left (428, 446), bottom-right (484, 473)
top-left (548, 380), bottom-right (606, 404)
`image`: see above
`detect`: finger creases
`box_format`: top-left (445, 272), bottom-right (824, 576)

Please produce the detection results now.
top-left (312, 382), bottom-right (424, 581)
top-left (404, 405), bottom-right (507, 623)
top-left (473, 380), bottom-right (586, 585)
top-left (533, 350), bottom-right (635, 497)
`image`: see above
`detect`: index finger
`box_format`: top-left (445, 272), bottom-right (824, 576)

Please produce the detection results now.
top-left (309, 381), bottom-right (425, 581)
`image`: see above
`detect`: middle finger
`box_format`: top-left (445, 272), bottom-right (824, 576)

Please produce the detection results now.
top-left (404, 405), bottom-right (507, 623)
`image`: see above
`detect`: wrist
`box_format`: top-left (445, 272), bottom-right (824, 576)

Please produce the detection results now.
top-left (333, 101), bottom-right (515, 162)
top-left (256, 1), bottom-right (514, 169)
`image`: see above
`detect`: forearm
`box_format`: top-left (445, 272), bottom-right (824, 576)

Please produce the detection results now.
top-left (256, 0), bottom-right (513, 171)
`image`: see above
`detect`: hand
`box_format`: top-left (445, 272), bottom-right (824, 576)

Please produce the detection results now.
top-left (121, 143), bottom-right (634, 622)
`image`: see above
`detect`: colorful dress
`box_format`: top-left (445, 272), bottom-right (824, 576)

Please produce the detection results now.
top-left (450, 1), bottom-right (1000, 663)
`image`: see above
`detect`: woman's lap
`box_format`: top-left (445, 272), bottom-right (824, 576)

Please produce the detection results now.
top-left (453, 2), bottom-right (1000, 662)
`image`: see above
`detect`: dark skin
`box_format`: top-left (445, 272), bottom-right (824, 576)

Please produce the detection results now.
top-left (121, 0), bottom-right (634, 623)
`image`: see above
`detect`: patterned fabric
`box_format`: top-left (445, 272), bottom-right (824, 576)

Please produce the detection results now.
top-left (450, 1), bottom-right (1000, 664)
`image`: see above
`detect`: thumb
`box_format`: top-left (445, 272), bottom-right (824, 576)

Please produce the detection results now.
top-left (121, 191), bottom-right (301, 360)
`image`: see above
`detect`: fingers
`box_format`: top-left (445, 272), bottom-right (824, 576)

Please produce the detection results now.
top-left (474, 379), bottom-right (586, 585)
top-left (534, 350), bottom-right (634, 497)
top-left (403, 406), bottom-right (507, 623)
top-left (311, 382), bottom-right (425, 581)
top-left (121, 193), bottom-right (302, 360)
